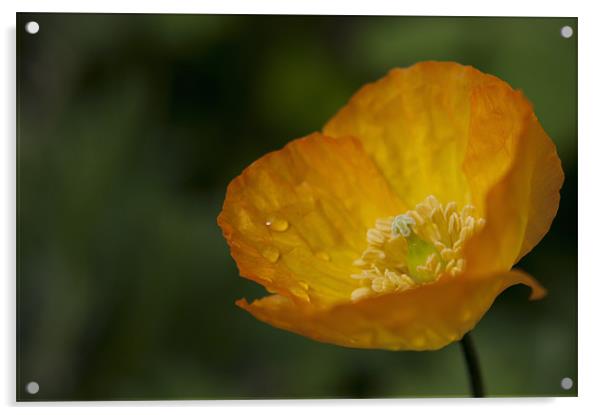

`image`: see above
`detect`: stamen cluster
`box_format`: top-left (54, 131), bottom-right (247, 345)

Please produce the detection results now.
top-left (351, 195), bottom-right (485, 301)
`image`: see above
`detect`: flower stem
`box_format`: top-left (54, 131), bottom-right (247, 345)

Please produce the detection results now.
top-left (460, 332), bottom-right (485, 397)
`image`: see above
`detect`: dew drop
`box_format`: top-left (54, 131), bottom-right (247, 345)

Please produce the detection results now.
top-left (266, 216), bottom-right (289, 232)
top-left (262, 246), bottom-right (280, 263)
top-left (291, 286), bottom-right (310, 302)
top-left (315, 251), bottom-right (330, 261)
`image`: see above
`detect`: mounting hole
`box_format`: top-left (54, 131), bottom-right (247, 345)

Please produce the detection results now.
top-left (560, 25), bottom-right (573, 39)
top-left (25, 381), bottom-right (39, 395)
top-left (25, 21), bottom-right (40, 35)
top-left (560, 377), bottom-right (574, 390)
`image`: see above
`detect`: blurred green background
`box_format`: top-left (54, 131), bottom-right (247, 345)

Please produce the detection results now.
top-left (16, 14), bottom-right (577, 400)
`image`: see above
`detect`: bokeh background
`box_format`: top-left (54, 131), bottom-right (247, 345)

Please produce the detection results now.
top-left (17, 14), bottom-right (577, 400)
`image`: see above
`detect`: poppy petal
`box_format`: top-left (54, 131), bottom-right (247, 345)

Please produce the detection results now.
top-left (324, 61), bottom-right (488, 208)
top-left (237, 269), bottom-right (545, 351)
top-left (463, 92), bottom-right (564, 273)
top-left (218, 133), bottom-right (405, 306)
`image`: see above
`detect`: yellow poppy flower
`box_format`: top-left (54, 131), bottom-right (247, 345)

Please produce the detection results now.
top-left (218, 61), bottom-right (564, 351)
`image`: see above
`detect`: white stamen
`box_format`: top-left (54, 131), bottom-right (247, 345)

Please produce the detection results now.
top-left (351, 287), bottom-right (373, 302)
top-left (391, 214), bottom-right (415, 237)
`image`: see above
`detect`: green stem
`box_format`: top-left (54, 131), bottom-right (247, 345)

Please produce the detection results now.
top-left (460, 332), bottom-right (485, 397)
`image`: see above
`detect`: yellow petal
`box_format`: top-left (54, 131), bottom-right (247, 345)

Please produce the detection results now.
top-left (324, 61), bottom-right (490, 208)
top-left (238, 269), bottom-right (545, 351)
top-left (463, 94), bottom-right (564, 274)
top-left (218, 133), bottom-right (405, 306)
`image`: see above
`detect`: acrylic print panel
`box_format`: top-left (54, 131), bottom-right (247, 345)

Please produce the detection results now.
top-left (17, 13), bottom-right (577, 401)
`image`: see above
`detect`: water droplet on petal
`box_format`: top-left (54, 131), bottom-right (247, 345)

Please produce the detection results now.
top-left (291, 286), bottom-right (310, 302)
top-left (262, 246), bottom-right (280, 263)
top-left (315, 251), bottom-right (330, 261)
top-left (266, 216), bottom-right (289, 232)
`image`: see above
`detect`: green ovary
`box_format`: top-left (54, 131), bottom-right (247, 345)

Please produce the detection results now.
top-left (405, 233), bottom-right (441, 283)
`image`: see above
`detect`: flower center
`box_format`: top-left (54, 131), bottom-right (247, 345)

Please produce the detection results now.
top-left (350, 195), bottom-right (485, 302)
